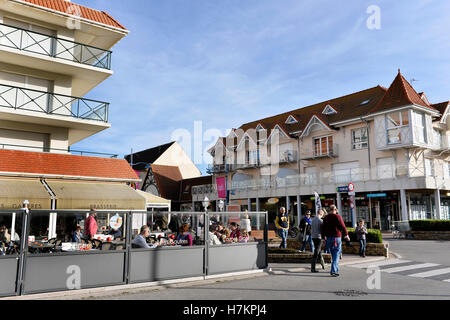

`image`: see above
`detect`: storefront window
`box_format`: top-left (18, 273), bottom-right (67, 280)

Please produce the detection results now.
top-left (27, 211), bottom-right (127, 254)
top-left (0, 211), bottom-right (23, 256)
top-left (131, 212), bottom-right (205, 248)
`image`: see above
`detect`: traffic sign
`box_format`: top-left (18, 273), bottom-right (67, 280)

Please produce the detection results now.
top-left (348, 182), bottom-right (355, 192)
top-left (350, 202), bottom-right (355, 209)
top-left (348, 191), bottom-right (355, 196)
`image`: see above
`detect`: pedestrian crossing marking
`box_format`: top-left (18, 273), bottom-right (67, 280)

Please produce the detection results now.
top-left (350, 259), bottom-right (411, 269)
top-left (348, 259), bottom-right (450, 283)
top-left (382, 263), bottom-right (440, 273)
top-left (408, 267), bottom-right (450, 278)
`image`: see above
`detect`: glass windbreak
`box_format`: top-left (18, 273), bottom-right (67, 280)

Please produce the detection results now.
top-left (0, 211), bottom-right (23, 256)
top-left (131, 212), bottom-right (205, 249)
top-left (27, 211), bottom-right (127, 254)
top-left (208, 212), bottom-right (266, 246)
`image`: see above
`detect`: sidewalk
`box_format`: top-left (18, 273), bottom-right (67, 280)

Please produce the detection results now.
top-left (1, 253), bottom-right (394, 300)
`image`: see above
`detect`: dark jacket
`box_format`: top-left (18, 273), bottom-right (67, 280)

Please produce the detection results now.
top-left (355, 225), bottom-right (368, 240)
top-left (299, 217), bottom-right (312, 235)
top-left (321, 213), bottom-right (348, 238)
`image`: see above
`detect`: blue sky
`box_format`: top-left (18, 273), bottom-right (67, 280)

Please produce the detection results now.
top-left (73, 0), bottom-right (450, 175)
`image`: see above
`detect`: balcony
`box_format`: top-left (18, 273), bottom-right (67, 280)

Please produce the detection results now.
top-left (227, 161), bottom-right (446, 194)
top-left (0, 142), bottom-right (118, 158)
top-left (0, 23), bottom-right (112, 70)
top-left (0, 83), bottom-right (109, 123)
top-left (300, 144), bottom-right (338, 160)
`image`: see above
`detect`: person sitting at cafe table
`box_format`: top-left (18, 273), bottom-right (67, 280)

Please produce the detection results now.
top-left (176, 224), bottom-right (193, 246)
top-left (108, 227), bottom-right (122, 240)
top-left (229, 222), bottom-right (241, 242)
top-left (208, 225), bottom-right (221, 245)
top-left (214, 222), bottom-right (231, 243)
top-left (84, 209), bottom-right (98, 240)
top-left (72, 226), bottom-right (83, 243)
top-left (0, 225), bottom-right (11, 244)
top-left (132, 225), bottom-right (157, 249)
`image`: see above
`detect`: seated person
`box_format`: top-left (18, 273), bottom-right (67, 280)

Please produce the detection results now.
top-left (72, 226), bottom-right (83, 243)
top-left (175, 224), bottom-right (193, 246)
top-left (132, 226), bottom-right (157, 249)
top-left (208, 225), bottom-right (221, 245)
top-left (108, 227), bottom-right (122, 240)
top-left (229, 222), bottom-right (241, 242)
top-left (239, 230), bottom-right (250, 243)
top-left (0, 225), bottom-right (11, 244)
top-left (214, 222), bottom-right (230, 243)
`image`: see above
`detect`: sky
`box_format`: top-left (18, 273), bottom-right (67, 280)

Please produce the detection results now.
top-left (72, 0), bottom-right (450, 175)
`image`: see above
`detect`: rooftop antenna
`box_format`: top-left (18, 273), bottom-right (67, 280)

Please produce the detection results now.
top-left (410, 78), bottom-right (418, 83)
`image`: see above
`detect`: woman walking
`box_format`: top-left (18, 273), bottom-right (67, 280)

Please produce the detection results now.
top-left (311, 209), bottom-right (326, 273)
top-left (356, 219), bottom-right (368, 257)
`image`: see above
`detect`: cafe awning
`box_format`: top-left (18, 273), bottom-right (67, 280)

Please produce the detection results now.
top-left (0, 178), bottom-right (52, 210)
top-left (134, 189), bottom-right (171, 209)
top-left (46, 180), bottom-right (146, 210)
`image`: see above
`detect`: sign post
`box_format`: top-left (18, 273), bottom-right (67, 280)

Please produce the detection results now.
top-left (348, 183), bottom-right (357, 228)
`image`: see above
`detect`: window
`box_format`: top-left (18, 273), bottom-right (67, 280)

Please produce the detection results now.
top-left (386, 111), bottom-right (409, 144)
top-left (433, 129), bottom-right (442, 149)
top-left (322, 105), bottom-right (337, 115)
top-left (351, 128), bottom-right (368, 150)
top-left (314, 136), bottom-right (333, 156)
top-left (285, 115), bottom-right (298, 124)
top-left (412, 111), bottom-right (426, 144)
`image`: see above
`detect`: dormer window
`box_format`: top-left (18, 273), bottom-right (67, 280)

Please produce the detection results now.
top-left (322, 104), bottom-right (337, 115)
top-left (285, 115), bottom-right (298, 124)
top-left (256, 124), bottom-right (265, 131)
top-left (360, 99), bottom-right (371, 105)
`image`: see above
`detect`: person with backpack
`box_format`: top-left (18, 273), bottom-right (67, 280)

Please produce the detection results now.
top-left (275, 207), bottom-right (289, 249)
top-left (299, 211), bottom-right (314, 253)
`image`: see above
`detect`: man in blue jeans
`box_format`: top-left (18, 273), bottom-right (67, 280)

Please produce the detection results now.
top-left (321, 205), bottom-right (349, 277)
top-left (275, 207), bottom-right (289, 248)
top-left (299, 211), bottom-right (314, 253)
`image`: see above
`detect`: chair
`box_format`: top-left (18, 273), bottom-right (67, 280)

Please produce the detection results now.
top-left (114, 244), bottom-right (124, 251)
top-left (92, 239), bottom-right (102, 249)
top-left (101, 242), bottom-right (112, 251)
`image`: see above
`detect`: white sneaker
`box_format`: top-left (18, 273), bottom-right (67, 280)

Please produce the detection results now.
top-left (298, 250), bottom-right (304, 253)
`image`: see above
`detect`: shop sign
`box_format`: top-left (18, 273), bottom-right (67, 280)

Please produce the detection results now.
top-left (337, 186), bottom-right (349, 192)
top-left (267, 198), bottom-right (279, 204)
top-left (309, 196), bottom-right (326, 200)
top-left (110, 214), bottom-right (123, 229)
top-left (367, 193), bottom-right (387, 198)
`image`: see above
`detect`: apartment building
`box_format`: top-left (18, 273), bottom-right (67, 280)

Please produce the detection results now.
top-left (0, 0), bottom-right (152, 217)
top-left (193, 71), bottom-right (450, 230)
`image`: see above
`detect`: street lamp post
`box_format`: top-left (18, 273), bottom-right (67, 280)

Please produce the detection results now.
top-left (218, 200), bottom-right (224, 212)
top-left (202, 197), bottom-right (210, 213)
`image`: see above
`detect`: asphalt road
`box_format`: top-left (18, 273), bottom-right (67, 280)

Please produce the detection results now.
top-left (70, 238), bottom-right (450, 301)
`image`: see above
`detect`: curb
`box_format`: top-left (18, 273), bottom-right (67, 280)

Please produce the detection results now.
top-left (1, 269), bottom-right (268, 300)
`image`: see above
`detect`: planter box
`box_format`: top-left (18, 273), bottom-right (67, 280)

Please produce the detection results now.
top-left (404, 231), bottom-right (450, 240)
top-left (286, 239), bottom-right (388, 257)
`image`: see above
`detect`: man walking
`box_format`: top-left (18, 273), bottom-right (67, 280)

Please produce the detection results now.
top-left (311, 209), bottom-right (326, 273)
top-left (321, 205), bottom-right (350, 277)
top-left (275, 207), bottom-right (289, 249)
top-left (299, 211), bottom-right (314, 253)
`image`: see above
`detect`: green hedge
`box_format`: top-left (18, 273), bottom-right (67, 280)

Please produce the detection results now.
top-left (409, 220), bottom-right (450, 231)
top-left (347, 228), bottom-right (383, 244)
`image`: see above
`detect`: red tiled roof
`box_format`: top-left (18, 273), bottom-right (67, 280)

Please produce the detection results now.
top-left (371, 71), bottom-right (438, 114)
top-left (17, 0), bottom-right (127, 30)
top-left (432, 101), bottom-right (449, 121)
top-left (0, 149), bottom-right (139, 180)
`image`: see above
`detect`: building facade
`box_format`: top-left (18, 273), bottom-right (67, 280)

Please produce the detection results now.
top-left (194, 71), bottom-right (450, 230)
